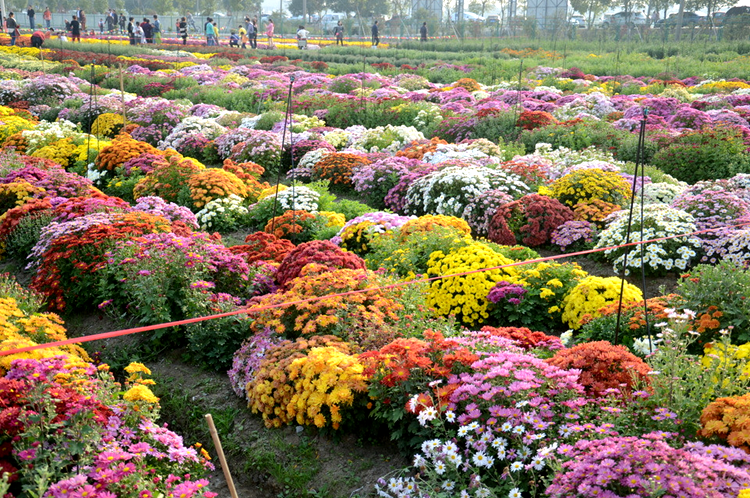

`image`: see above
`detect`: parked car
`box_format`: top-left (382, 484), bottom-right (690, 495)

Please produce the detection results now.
top-left (664, 12), bottom-right (706, 26)
top-left (452, 12), bottom-right (486, 22)
top-left (601, 11), bottom-right (648, 27)
top-left (711, 11), bottom-right (725, 25)
top-left (593, 14), bottom-right (611, 28)
top-left (486, 15), bottom-right (500, 25)
top-left (569, 15), bottom-right (586, 27)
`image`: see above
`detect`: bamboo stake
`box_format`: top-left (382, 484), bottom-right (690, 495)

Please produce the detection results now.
top-left (205, 413), bottom-right (239, 498)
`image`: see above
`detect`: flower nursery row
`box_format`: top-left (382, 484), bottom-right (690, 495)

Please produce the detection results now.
top-left (4, 60), bottom-right (750, 498)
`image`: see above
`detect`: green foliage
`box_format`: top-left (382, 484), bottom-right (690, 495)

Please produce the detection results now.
top-left (255, 111), bottom-right (285, 131)
top-left (650, 127), bottom-right (750, 184)
top-left (330, 199), bottom-right (376, 221)
top-left (5, 213), bottom-right (52, 263)
top-left (519, 118), bottom-right (629, 154)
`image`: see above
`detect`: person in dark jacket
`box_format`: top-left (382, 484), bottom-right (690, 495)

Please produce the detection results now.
top-left (371, 20), bottom-right (379, 46)
top-left (27, 6), bottom-right (35, 30)
top-left (420, 21), bottom-right (427, 41)
top-left (6, 12), bottom-right (18, 45)
top-left (333, 20), bottom-right (344, 45)
top-left (141, 17), bottom-right (152, 43)
top-left (127, 16), bottom-right (135, 44)
top-left (69, 14), bottom-right (80, 41)
top-left (178, 16), bottom-right (187, 45)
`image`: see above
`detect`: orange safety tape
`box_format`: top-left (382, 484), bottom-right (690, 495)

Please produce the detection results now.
top-left (1, 219), bottom-right (748, 357)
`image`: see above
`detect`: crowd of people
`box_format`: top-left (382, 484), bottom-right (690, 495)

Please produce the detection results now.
top-left (0, 6), bottom-right (427, 49)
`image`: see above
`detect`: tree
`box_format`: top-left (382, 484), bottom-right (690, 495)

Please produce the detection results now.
top-left (287, 0), bottom-right (325, 18)
top-left (467, 0), bottom-right (494, 16)
top-left (568, 0), bottom-right (611, 26)
top-left (152, 0), bottom-right (174, 14)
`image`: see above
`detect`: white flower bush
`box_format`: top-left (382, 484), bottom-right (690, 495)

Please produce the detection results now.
top-left (22, 119), bottom-right (79, 153)
top-left (158, 116), bottom-right (227, 150)
top-left (273, 185), bottom-right (321, 213)
top-left (350, 125), bottom-right (425, 153)
top-left (195, 194), bottom-right (248, 232)
top-left (414, 104), bottom-right (443, 131)
top-left (404, 166), bottom-right (530, 217)
top-left (322, 130), bottom-right (351, 149)
top-left (594, 204), bottom-right (701, 275)
top-left (641, 182), bottom-right (688, 205)
top-left (287, 149), bottom-right (333, 181)
top-left (422, 143), bottom-right (499, 165)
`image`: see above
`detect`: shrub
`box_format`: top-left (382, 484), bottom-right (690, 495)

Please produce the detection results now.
top-left (187, 168), bottom-right (248, 209)
top-left (228, 232), bottom-right (295, 264)
top-left (561, 276), bottom-right (643, 329)
top-left (133, 156), bottom-right (204, 206)
top-left (312, 152), bottom-right (371, 189)
top-left (263, 210), bottom-right (329, 244)
top-left (547, 341), bottom-right (651, 397)
top-left (275, 240), bottom-right (366, 289)
top-left (246, 335), bottom-right (353, 428)
top-left (547, 434), bottom-right (750, 498)
top-left (228, 328), bottom-right (283, 400)
top-left (700, 393), bottom-right (750, 452)
top-left (651, 126), bottom-right (750, 184)
top-left (551, 220), bottom-right (596, 253)
top-left (547, 168), bottom-right (632, 208)
top-left (426, 241), bottom-right (517, 326)
top-left (479, 325), bottom-right (563, 351)
top-left (572, 199), bottom-right (621, 225)
top-left (461, 189), bottom-right (514, 237)
top-left (487, 194), bottom-right (573, 247)
top-left (594, 204), bottom-right (701, 276)
top-left (351, 156), bottom-right (419, 210)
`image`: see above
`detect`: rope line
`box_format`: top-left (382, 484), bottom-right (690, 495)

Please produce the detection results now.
top-left (2, 219), bottom-right (748, 357)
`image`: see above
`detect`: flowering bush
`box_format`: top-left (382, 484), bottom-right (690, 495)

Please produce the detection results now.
top-left (133, 156), bottom-right (204, 206)
top-left (404, 166), bottom-right (530, 217)
top-left (133, 196), bottom-right (199, 228)
top-left (548, 168), bottom-right (632, 208)
top-left (275, 240), bottom-right (366, 289)
top-left (334, 212), bottom-right (415, 255)
top-left (641, 181), bottom-right (687, 205)
top-left (264, 210), bottom-right (328, 244)
top-left (228, 328), bottom-right (283, 400)
top-left (460, 189), bottom-right (515, 237)
top-left (488, 194), bottom-right (573, 247)
top-left (351, 156), bottom-right (420, 210)
top-left (229, 232), bottom-right (295, 264)
top-left (547, 433), bottom-right (750, 498)
top-left (222, 159), bottom-right (270, 202)
top-left (547, 340), bottom-right (651, 396)
top-left (561, 275), bottom-right (643, 328)
top-left (479, 325), bottom-right (563, 351)
top-left (195, 194), bottom-right (249, 232)
top-left (572, 199), bottom-right (621, 225)
top-left (672, 188), bottom-right (750, 233)
top-left (90, 112), bottom-right (125, 138)
top-left (94, 133), bottom-right (162, 172)
top-left (360, 330), bottom-right (478, 450)
top-left (426, 241), bottom-right (517, 326)
top-left (248, 267), bottom-right (403, 346)
top-left (700, 393), bottom-right (750, 452)
top-left (551, 220), bottom-right (596, 253)
top-left (312, 152), bottom-right (371, 188)
top-left (246, 335), bottom-right (353, 428)
top-left (187, 168), bottom-right (247, 209)
top-left (595, 204), bottom-right (701, 276)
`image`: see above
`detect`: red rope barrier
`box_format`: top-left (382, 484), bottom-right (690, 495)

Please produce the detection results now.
top-left (1, 219), bottom-right (747, 357)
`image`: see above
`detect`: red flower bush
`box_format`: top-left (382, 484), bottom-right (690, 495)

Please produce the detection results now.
top-left (275, 240), bottom-right (366, 289)
top-left (228, 232), bottom-right (295, 264)
top-left (488, 194), bottom-right (574, 247)
top-left (546, 340), bottom-right (651, 397)
top-left (517, 110), bottom-right (559, 130)
top-left (480, 325), bottom-right (563, 351)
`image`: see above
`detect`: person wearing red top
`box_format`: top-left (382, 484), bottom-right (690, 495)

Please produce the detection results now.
top-left (30, 28), bottom-right (45, 47)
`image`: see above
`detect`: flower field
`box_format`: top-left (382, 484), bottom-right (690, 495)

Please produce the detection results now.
top-left (5, 37), bottom-right (750, 497)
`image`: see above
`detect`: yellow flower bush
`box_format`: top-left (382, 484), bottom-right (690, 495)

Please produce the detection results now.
top-left (739, 489), bottom-right (750, 498)
top-left (695, 80), bottom-right (750, 93)
top-left (427, 241), bottom-right (517, 326)
top-left (0, 114), bottom-right (36, 143)
top-left (515, 261), bottom-right (588, 321)
top-left (222, 73), bottom-right (250, 86)
top-left (398, 215), bottom-right (471, 241)
top-left (287, 346), bottom-right (368, 429)
top-left (0, 180), bottom-right (44, 215)
top-left (90, 113), bottom-right (126, 138)
top-left (702, 343), bottom-right (750, 378)
top-left (318, 211), bottom-right (346, 228)
top-left (561, 275), bottom-right (643, 329)
top-left (123, 384), bottom-right (160, 404)
top-left (30, 138), bottom-right (78, 167)
top-left (0, 296), bottom-right (90, 374)
top-left (258, 184), bottom-right (288, 200)
top-left (549, 168), bottom-right (632, 208)
top-left (187, 168), bottom-right (248, 208)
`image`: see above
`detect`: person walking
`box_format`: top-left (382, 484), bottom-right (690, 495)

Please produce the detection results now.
top-left (69, 14), bottom-right (80, 41)
top-left (204, 16), bottom-right (214, 45)
top-left (371, 19), bottom-right (379, 47)
top-left (178, 16), bottom-right (187, 44)
top-left (248, 17), bottom-right (257, 48)
top-left (152, 15), bottom-right (161, 43)
top-left (6, 12), bottom-right (18, 45)
top-left (105, 10), bottom-right (114, 31)
top-left (27, 6), bottom-right (35, 30)
top-left (420, 21), bottom-right (427, 41)
top-left (265, 18), bottom-right (274, 48)
top-left (119, 13), bottom-right (125, 33)
top-left (238, 23), bottom-right (247, 48)
top-left (333, 20), bottom-right (343, 45)
top-left (79, 9), bottom-right (85, 30)
top-left (42, 6), bottom-right (50, 28)
top-left (127, 16), bottom-right (135, 44)
top-left (212, 21), bottom-right (219, 44)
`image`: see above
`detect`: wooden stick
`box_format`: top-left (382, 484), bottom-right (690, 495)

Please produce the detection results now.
top-left (205, 413), bottom-right (239, 498)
